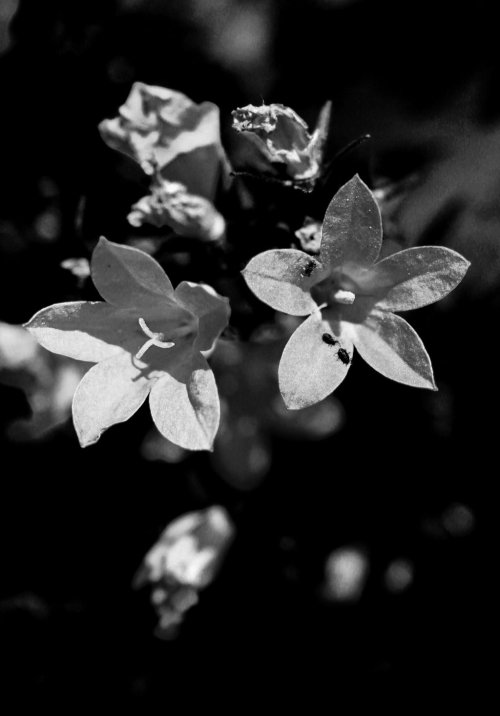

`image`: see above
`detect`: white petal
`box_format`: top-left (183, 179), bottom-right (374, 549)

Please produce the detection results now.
top-left (352, 310), bottom-right (436, 389)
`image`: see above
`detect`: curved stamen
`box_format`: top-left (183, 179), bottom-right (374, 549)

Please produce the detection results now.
top-left (136, 317), bottom-right (175, 360)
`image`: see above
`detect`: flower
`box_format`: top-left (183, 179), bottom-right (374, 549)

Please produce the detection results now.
top-left (99, 82), bottom-right (229, 199)
top-left (0, 321), bottom-right (85, 441)
top-left (242, 175), bottom-right (470, 408)
top-left (127, 177), bottom-right (226, 243)
top-left (133, 506), bottom-right (234, 639)
top-left (25, 238), bottom-right (230, 450)
top-left (231, 101), bottom-right (331, 190)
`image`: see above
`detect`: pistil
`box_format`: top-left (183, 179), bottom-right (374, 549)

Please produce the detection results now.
top-left (136, 317), bottom-right (175, 360)
top-left (332, 289), bottom-right (355, 305)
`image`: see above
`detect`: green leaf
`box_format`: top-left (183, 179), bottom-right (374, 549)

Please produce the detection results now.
top-left (25, 301), bottom-right (142, 362)
top-left (149, 354), bottom-right (220, 451)
top-left (278, 313), bottom-right (353, 409)
top-left (320, 175), bottom-right (382, 270)
top-left (369, 246), bottom-right (471, 311)
top-left (242, 249), bottom-right (321, 316)
top-left (91, 237), bottom-right (179, 311)
top-left (174, 281), bottom-right (230, 351)
top-left (352, 309), bottom-right (436, 389)
top-left (72, 352), bottom-right (152, 447)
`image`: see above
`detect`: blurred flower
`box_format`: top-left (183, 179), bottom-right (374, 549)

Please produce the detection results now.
top-left (322, 547), bottom-right (368, 603)
top-left (25, 238), bottom-right (230, 450)
top-left (99, 82), bottom-right (230, 199)
top-left (134, 506), bottom-right (234, 639)
top-left (60, 258), bottom-right (91, 290)
top-left (232, 101), bottom-right (331, 190)
top-left (372, 174), bottom-right (420, 251)
top-left (0, 322), bottom-right (84, 441)
top-left (441, 502), bottom-right (475, 536)
top-left (384, 559), bottom-right (414, 593)
top-left (295, 217), bottom-right (322, 254)
top-left (210, 337), bottom-right (344, 489)
top-left (0, 0), bottom-right (19, 55)
top-left (243, 175), bottom-right (470, 408)
top-left (128, 177), bottom-right (225, 243)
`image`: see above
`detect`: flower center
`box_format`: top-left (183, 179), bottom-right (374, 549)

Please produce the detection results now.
top-left (331, 288), bottom-right (355, 305)
top-left (136, 317), bottom-right (175, 360)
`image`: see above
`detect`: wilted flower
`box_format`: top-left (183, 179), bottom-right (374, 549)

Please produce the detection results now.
top-left (134, 506), bottom-right (234, 639)
top-left (99, 82), bottom-right (229, 199)
top-left (128, 177), bottom-right (226, 243)
top-left (25, 238), bottom-right (230, 450)
top-left (232, 101), bottom-right (331, 190)
top-left (242, 175), bottom-right (470, 408)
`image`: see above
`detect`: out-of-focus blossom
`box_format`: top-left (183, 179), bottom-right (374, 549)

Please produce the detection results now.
top-left (0, 322), bottom-right (84, 440)
top-left (99, 82), bottom-right (229, 199)
top-left (134, 506), bottom-right (234, 639)
top-left (25, 238), bottom-right (230, 450)
top-left (295, 217), bottom-right (322, 255)
top-left (232, 101), bottom-right (331, 190)
top-left (128, 178), bottom-right (226, 243)
top-left (60, 258), bottom-right (91, 290)
top-left (322, 546), bottom-right (369, 603)
top-left (243, 175), bottom-right (470, 408)
top-left (384, 559), bottom-right (414, 593)
top-left (373, 174), bottom-right (420, 252)
top-left (210, 336), bottom-right (344, 489)
top-left (0, 0), bottom-right (19, 55)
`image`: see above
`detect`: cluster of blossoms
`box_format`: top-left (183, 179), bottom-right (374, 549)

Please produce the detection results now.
top-left (25, 82), bottom-right (470, 452)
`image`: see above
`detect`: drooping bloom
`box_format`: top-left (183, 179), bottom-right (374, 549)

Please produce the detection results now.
top-left (242, 175), bottom-right (470, 409)
top-left (25, 238), bottom-right (230, 450)
top-left (232, 101), bottom-right (331, 190)
top-left (133, 506), bottom-right (234, 639)
top-left (127, 177), bottom-right (225, 243)
top-left (99, 82), bottom-right (229, 200)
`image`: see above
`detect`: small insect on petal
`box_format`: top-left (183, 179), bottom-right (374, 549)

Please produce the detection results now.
top-left (322, 333), bottom-right (338, 346)
top-left (336, 348), bottom-right (350, 365)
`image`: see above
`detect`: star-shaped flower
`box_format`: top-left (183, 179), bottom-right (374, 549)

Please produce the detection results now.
top-left (242, 175), bottom-right (470, 408)
top-left (25, 238), bottom-right (230, 450)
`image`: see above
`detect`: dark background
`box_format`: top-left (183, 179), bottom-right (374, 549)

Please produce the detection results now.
top-left (0, 0), bottom-right (497, 707)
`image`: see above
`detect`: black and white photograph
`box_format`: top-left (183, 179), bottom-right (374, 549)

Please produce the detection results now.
top-left (0, 0), bottom-right (495, 708)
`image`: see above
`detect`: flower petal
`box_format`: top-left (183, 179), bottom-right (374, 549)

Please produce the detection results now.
top-left (351, 309), bottom-right (436, 389)
top-left (367, 246), bottom-right (470, 311)
top-left (24, 301), bottom-right (143, 362)
top-left (100, 83), bottom-right (222, 166)
top-left (91, 237), bottom-right (177, 310)
top-left (279, 313), bottom-right (353, 409)
top-left (242, 249), bottom-right (321, 316)
top-left (72, 352), bottom-right (152, 447)
top-left (320, 175), bottom-right (382, 270)
top-left (149, 353), bottom-right (220, 451)
top-left (174, 282), bottom-right (230, 351)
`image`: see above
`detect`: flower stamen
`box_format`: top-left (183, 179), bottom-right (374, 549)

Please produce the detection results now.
top-left (136, 317), bottom-right (175, 360)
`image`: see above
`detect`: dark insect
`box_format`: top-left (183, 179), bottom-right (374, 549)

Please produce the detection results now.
top-left (336, 348), bottom-right (350, 365)
top-left (322, 333), bottom-right (338, 346)
top-left (302, 259), bottom-right (316, 278)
